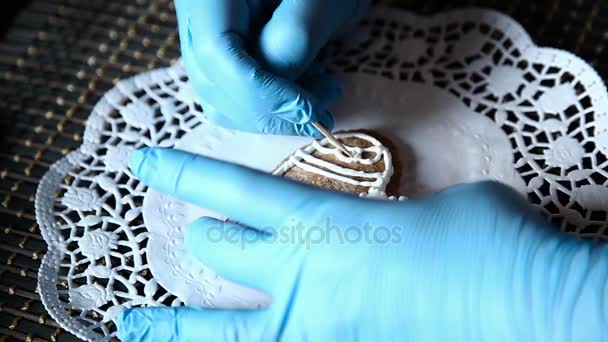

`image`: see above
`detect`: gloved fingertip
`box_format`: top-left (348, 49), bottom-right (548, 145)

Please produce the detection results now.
top-left (129, 147), bottom-right (150, 178)
top-left (116, 308), bottom-right (151, 341)
top-left (116, 308), bottom-right (130, 336)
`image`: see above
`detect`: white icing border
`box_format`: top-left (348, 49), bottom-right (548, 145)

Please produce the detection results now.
top-left (273, 132), bottom-right (394, 197)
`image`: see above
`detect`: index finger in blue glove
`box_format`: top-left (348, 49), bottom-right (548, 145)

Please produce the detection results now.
top-left (129, 147), bottom-right (389, 232)
top-left (117, 306), bottom-right (270, 342)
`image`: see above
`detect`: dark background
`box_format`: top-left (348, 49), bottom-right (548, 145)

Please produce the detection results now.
top-left (0, 3), bottom-right (31, 37)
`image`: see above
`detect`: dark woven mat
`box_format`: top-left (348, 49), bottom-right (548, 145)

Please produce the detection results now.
top-left (0, 0), bottom-right (606, 340)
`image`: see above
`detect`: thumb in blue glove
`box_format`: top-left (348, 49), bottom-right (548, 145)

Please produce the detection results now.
top-left (256, 0), bottom-right (371, 78)
top-left (118, 147), bottom-right (608, 341)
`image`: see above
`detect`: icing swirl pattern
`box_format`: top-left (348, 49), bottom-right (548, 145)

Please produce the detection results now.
top-left (273, 133), bottom-right (394, 197)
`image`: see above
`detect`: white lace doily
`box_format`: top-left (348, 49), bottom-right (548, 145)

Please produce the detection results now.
top-left (35, 7), bottom-right (608, 341)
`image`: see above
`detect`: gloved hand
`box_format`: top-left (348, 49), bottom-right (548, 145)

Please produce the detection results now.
top-left (175, 0), bottom-right (371, 137)
top-left (118, 147), bottom-right (608, 341)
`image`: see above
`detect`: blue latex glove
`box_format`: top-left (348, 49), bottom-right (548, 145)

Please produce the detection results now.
top-left (175, 0), bottom-right (371, 137)
top-left (117, 147), bottom-right (608, 341)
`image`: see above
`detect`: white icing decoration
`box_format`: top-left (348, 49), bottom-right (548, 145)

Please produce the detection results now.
top-left (361, 190), bottom-right (407, 201)
top-left (273, 133), bottom-right (394, 197)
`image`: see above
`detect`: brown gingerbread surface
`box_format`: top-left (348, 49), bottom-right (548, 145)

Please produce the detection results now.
top-left (273, 132), bottom-right (400, 196)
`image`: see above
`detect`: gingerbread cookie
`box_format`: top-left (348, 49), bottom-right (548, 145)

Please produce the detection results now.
top-left (273, 132), bottom-right (400, 198)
